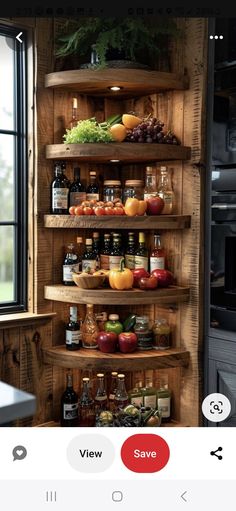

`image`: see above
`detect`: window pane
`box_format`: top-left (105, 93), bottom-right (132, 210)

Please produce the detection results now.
top-left (0, 35), bottom-right (14, 131)
top-left (0, 134), bottom-right (14, 222)
top-left (0, 225), bottom-right (15, 303)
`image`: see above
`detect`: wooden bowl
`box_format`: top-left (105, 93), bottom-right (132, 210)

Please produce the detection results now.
top-left (72, 272), bottom-right (105, 289)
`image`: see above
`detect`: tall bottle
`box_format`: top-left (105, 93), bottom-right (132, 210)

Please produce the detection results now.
top-left (68, 97), bottom-right (78, 130)
top-left (114, 374), bottom-right (129, 411)
top-left (86, 170), bottom-right (100, 201)
top-left (94, 373), bottom-right (108, 417)
top-left (144, 166), bottom-right (157, 200)
top-left (150, 234), bottom-right (166, 272)
top-left (134, 232), bottom-right (149, 271)
top-left (82, 238), bottom-right (97, 273)
top-left (109, 233), bottom-right (124, 270)
top-left (108, 372), bottom-right (118, 412)
top-left (65, 306), bottom-right (81, 351)
top-left (63, 242), bottom-right (80, 285)
top-left (76, 236), bottom-right (84, 270)
top-left (156, 376), bottom-right (171, 422)
top-left (60, 372), bottom-right (79, 427)
top-left (100, 234), bottom-right (111, 270)
top-left (157, 166), bottom-right (175, 214)
top-left (142, 377), bottom-right (157, 409)
top-left (125, 232), bottom-right (136, 269)
top-left (92, 232), bottom-right (101, 270)
top-left (51, 162), bottom-right (69, 214)
top-left (128, 376), bottom-right (143, 407)
top-left (78, 377), bottom-right (95, 427)
top-left (69, 167), bottom-right (86, 207)
top-left (81, 304), bottom-right (99, 348)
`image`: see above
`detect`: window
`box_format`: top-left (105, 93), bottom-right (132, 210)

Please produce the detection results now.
top-left (0, 25), bottom-right (27, 313)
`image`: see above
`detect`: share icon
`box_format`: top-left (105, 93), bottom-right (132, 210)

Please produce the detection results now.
top-left (210, 446), bottom-right (223, 460)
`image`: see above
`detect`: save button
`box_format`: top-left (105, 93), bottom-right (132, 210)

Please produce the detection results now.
top-left (121, 434), bottom-right (170, 473)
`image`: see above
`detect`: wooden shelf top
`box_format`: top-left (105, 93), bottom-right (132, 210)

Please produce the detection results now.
top-left (44, 284), bottom-right (190, 305)
top-left (43, 346), bottom-right (190, 371)
top-left (45, 68), bottom-right (189, 97)
top-left (44, 214), bottom-right (191, 230)
top-left (46, 143), bottom-right (191, 163)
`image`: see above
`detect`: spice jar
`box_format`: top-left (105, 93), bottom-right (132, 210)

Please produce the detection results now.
top-left (152, 318), bottom-right (171, 350)
top-left (134, 316), bottom-right (153, 350)
top-left (123, 180), bottom-right (144, 203)
top-left (103, 180), bottom-right (122, 202)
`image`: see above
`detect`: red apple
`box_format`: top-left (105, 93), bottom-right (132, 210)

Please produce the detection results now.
top-left (151, 268), bottom-right (174, 287)
top-left (131, 268), bottom-right (150, 287)
top-left (118, 332), bottom-right (138, 353)
top-left (146, 196), bottom-right (164, 215)
top-left (139, 275), bottom-right (158, 289)
top-left (97, 331), bottom-right (118, 353)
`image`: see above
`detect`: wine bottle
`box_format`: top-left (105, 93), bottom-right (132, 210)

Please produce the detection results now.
top-left (60, 372), bottom-right (79, 427)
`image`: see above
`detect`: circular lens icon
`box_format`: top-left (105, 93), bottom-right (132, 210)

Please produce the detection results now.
top-left (202, 393), bottom-right (231, 422)
top-left (12, 445), bottom-right (27, 461)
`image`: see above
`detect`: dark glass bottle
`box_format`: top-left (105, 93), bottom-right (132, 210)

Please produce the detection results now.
top-left (60, 372), bottom-right (79, 427)
top-left (63, 242), bottom-right (80, 285)
top-left (86, 170), bottom-right (99, 201)
top-left (82, 238), bottom-right (97, 273)
top-left (134, 232), bottom-right (149, 272)
top-left (94, 373), bottom-right (108, 417)
top-left (92, 232), bottom-right (101, 270)
top-left (109, 233), bottom-right (124, 270)
top-left (78, 377), bottom-right (95, 427)
top-left (65, 306), bottom-right (81, 351)
top-left (125, 232), bottom-right (136, 269)
top-left (51, 162), bottom-right (69, 214)
top-left (69, 167), bottom-right (86, 207)
top-left (100, 234), bottom-right (111, 270)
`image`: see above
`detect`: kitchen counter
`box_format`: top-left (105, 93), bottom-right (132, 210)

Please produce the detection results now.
top-left (0, 382), bottom-right (36, 425)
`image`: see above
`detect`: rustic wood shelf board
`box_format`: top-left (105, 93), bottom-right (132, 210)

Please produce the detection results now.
top-left (44, 284), bottom-right (190, 305)
top-left (45, 69), bottom-right (189, 97)
top-left (44, 214), bottom-right (191, 230)
top-left (46, 143), bottom-right (191, 163)
top-left (43, 346), bottom-right (190, 371)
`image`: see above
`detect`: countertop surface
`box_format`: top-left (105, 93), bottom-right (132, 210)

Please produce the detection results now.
top-left (0, 381), bottom-right (36, 424)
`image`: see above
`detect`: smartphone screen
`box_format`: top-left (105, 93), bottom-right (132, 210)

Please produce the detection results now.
top-left (0, 6), bottom-right (235, 510)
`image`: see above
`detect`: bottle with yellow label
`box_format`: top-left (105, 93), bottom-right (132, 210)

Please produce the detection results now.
top-left (134, 232), bottom-right (148, 272)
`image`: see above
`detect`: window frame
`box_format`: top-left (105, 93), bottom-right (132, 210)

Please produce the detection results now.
top-left (0, 24), bottom-right (28, 314)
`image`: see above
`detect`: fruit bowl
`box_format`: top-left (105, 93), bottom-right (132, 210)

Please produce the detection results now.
top-left (72, 272), bottom-right (105, 289)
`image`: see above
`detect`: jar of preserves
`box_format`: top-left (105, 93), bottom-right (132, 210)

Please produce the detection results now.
top-left (152, 318), bottom-right (171, 350)
top-left (103, 180), bottom-right (122, 202)
top-left (134, 316), bottom-right (153, 350)
top-left (123, 179), bottom-right (144, 203)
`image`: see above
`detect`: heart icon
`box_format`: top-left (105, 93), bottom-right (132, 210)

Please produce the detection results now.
top-left (12, 445), bottom-right (27, 461)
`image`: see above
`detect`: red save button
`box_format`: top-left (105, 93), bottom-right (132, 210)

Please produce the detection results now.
top-left (121, 434), bottom-right (170, 473)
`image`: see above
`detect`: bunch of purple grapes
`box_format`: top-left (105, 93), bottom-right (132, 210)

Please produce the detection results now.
top-left (125, 117), bottom-right (180, 144)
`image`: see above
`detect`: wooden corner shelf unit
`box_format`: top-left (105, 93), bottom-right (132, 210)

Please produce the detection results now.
top-left (44, 214), bottom-right (191, 230)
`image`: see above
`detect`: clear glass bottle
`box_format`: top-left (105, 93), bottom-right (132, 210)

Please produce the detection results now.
top-left (63, 242), bottom-right (80, 285)
top-left (125, 232), bottom-right (136, 269)
top-left (94, 373), bottom-right (108, 417)
top-left (60, 371), bottom-right (79, 427)
top-left (114, 374), bottom-right (129, 411)
top-left (51, 162), bottom-right (69, 214)
top-left (134, 316), bottom-right (153, 350)
top-left (150, 234), bottom-right (166, 272)
top-left (65, 306), bottom-right (81, 351)
top-left (81, 304), bottom-right (99, 348)
top-left (86, 170), bottom-right (100, 201)
top-left (142, 377), bottom-right (157, 409)
top-left (153, 318), bottom-right (171, 350)
top-left (69, 167), bottom-right (86, 207)
top-left (82, 238), bottom-right (97, 273)
top-left (144, 166), bottom-right (157, 200)
top-left (129, 377), bottom-right (144, 407)
top-left (68, 97), bottom-right (79, 130)
top-left (100, 233), bottom-right (111, 270)
top-left (157, 166), bottom-right (175, 214)
top-left (108, 372), bottom-right (118, 412)
top-left (156, 376), bottom-right (171, 422)
top-left (109, 233), bottom-right (124, 270)
top-left (78, 377), bottom-right (95, 427)
top-left (134, 232), bottom-right (149, 272)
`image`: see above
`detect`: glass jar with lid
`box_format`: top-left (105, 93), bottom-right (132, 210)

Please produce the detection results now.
top-left (103, 180), bottom-right (122, 202)
top-left (123, 180), bottom-right (144, 203)
top-left (152, 318), bottom-right (171, 350)
top-left (134, 316), bottom-right (153, 351)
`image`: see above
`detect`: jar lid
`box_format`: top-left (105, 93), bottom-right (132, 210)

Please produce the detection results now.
top-left (104, 180), bottom-right (121, 185)
top-left (111, 371), bottom-right (118, 376)
top-left (125, 180), bottom-right (144, 186)
top-left (118, 374), bottom-right (125, 378)
top-left (82, 377), bottom-right (90, 382)
top-left (108, 314), bottom-right (119, 321)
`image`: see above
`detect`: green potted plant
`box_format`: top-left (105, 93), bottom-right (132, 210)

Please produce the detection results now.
top-left (55, 17), bottom-right (180, 71)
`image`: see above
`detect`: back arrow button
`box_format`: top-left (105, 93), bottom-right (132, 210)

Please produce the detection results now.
top-left (181, 491), bottom-right (187, 502)
top-left (16, 32), bottom-right (23, 43)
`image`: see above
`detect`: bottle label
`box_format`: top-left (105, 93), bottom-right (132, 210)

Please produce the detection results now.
top-left (63, 263), bottom-right (80, 282)
top-left (143, 394), bottom-right (157, 408)
top-left (66, 330), bottom-right (82, 345)
top-left (82, 259), bottom-right (97, 272)
top-left (130, 395), bottom-right (143, 407)
top-left (63, 403), bottom-right (78, 420)
top-left (109, 255), bottom-right (123, 270)
top-left (125, 254), bottom-right (135, 269)
top-left (70, 191), bottom-right (86, 206)
top-left (52, 189), bottom-right (68, 210)
top-left (100, 254), bottom-right (110, 270)
top-left (150, 257), bottom-right (165, 272)
top-left (157, 397), bottom-right (171, 418)
top-left (86, 193), bottom-right (99, 201)
top-left (134, 256), bottom-right (148, 271)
